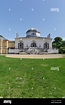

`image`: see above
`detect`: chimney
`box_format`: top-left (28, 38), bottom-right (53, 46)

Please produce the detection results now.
top-left (47, 33), bottom-right (50, 38)
top-left (16, 33), bottom-right (19, 38)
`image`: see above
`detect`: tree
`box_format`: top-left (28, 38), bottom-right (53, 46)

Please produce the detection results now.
top-left (52, 37), bottom-right (62, 49)
top-left (62, 40), bottom-right (65, 47)
top-left (59, 40), bottom-right (65, 53)
top-left (52, 37), bottom-right (65, 54)
top-left (59, 47), bottom-right (65, 54)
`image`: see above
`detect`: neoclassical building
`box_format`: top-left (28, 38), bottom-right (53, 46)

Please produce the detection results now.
top-left (14, 28), bottom-right (58, 54)
top-left (0, 28), bottom-right (58, 54)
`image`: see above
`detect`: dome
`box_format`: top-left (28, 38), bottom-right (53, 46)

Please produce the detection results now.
top-left (26, 28), bottom-right (40, 37)
top-left (26, 28), bottom-right (40, 33)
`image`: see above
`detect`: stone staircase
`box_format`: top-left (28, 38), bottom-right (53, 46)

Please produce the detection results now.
top-left (26, 47), bottom-right (40, 54)
top-left (19, 47), bottom-right (48, 54)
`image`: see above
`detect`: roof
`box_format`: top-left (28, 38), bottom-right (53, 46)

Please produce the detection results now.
top-left (0, 35), bottom-right (4, 38)
top-left (0, 35), bottom-right (6, 40)
top-left (15, 36), bottom-right (52, 40)
top-left (26, 28), bottom-right (40, 33)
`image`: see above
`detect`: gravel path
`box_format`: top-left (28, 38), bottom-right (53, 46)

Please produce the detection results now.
top-left (4, 54), bottom-right (63, 59)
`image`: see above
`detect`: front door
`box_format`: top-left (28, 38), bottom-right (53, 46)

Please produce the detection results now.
top-left (31, 42), bottom-right (37, 47)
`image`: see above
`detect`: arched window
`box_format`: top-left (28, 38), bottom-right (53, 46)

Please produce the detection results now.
top-left (44, 42), bottom-right (49, 49)
top-left (18, 42), bottom-right (24, 49)
top-left (31, 42), bottom-right (37, 47)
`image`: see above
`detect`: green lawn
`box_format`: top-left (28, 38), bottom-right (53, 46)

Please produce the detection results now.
top-left (0, 55), bottom-right (65, 98)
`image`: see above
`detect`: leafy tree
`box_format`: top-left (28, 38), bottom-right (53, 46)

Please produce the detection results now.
top-left (52, 37), bottom-right (65, 53)
top-left (59, 47), bottom-right (65, 54)
top-left (62, 40), bottom-right (65, 47)
top-left (52, 37), bottom-right (62, 49)
top-left (52, 42), bottom-right (56, 49)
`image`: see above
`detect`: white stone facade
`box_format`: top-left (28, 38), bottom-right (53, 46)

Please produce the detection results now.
top-left (15, 37), bottom-right (52, 49)
top-left (9, 28), bottom-right (58, 54)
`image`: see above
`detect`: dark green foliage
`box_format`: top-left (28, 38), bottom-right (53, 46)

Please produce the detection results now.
top-left (52, 37), bottom-right (65, 53)
top-left (59, 47), bottom-right (65, 54)
top-left (62, 40), bottom-right (65, 47)
top-left (52, 37), bottom-right (62, 49)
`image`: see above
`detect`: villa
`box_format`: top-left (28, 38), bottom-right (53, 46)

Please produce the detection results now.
top-left (0, 28), bottom-right (58, 54)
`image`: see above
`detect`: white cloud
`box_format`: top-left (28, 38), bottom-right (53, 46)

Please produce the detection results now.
top-left (50, 8), bottom-right (59, 12)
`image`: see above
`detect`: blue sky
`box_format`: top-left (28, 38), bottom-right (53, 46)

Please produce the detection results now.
top-left (0, 0), bottom-right (65, 40)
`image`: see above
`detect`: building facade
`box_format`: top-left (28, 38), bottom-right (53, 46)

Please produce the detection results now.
top-left (0, 35), bottom-right (15, 54)
top-left (0, 28), bottom-right (58, 54)
top-left (14, 28), bottom-right (58, 54)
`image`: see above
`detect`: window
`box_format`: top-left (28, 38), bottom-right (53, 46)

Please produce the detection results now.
top-left (44, 42), bottom-right (49, 49)
top-left (18, 42), bottom-right (24, 49)
top-left (31, 33), bottom-right (36, 37)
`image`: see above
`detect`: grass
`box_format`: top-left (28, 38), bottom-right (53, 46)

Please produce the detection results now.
top-left (0, 55), bottom-right (65, 98)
